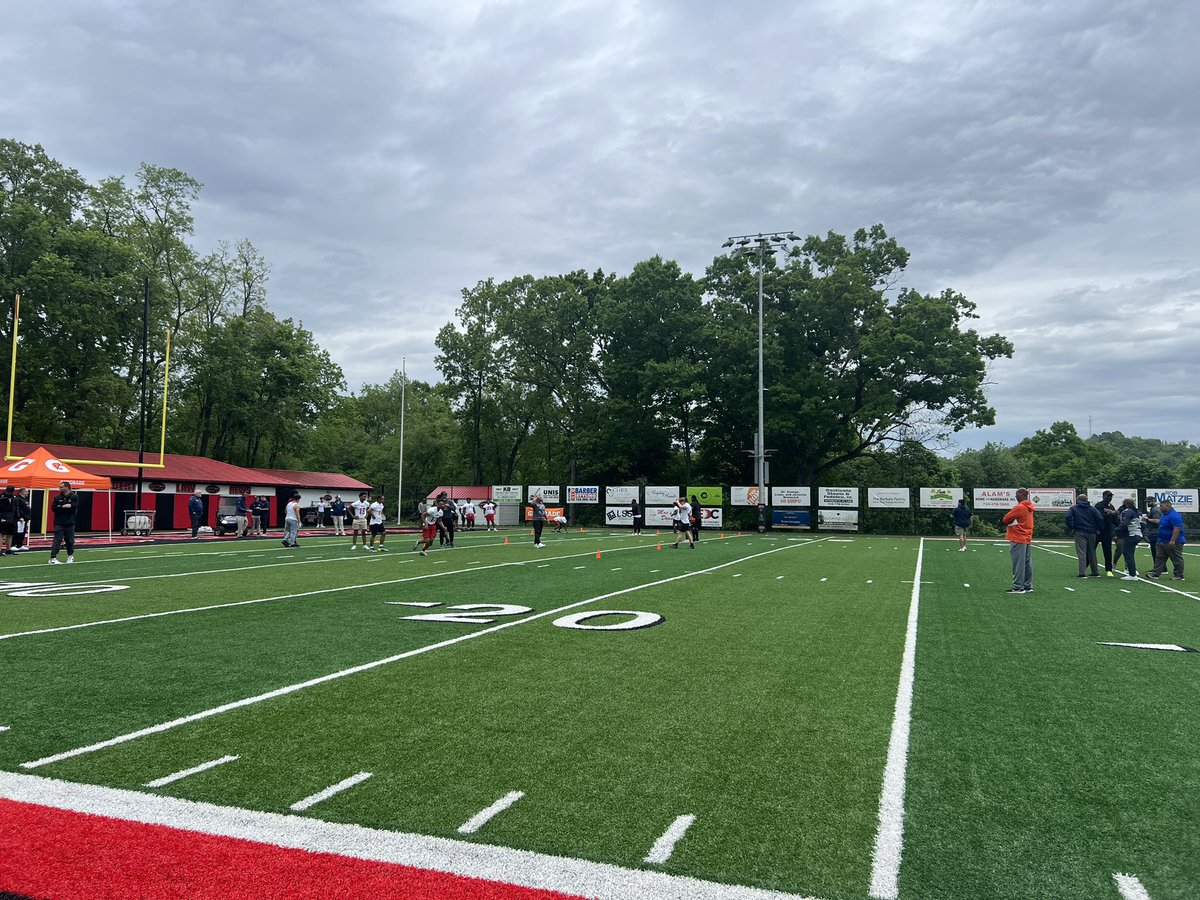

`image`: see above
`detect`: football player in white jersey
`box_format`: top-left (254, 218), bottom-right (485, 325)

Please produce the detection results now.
top-left (671, 498), bottom-right (695, 549)
top-left (349, 492), bottom-right (371, 549)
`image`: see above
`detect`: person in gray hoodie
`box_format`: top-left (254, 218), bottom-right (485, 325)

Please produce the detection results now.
top-left (1065, 494), bottom-right (1104, 577)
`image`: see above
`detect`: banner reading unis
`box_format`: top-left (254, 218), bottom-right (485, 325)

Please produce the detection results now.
top-left (527, 485), bottom-right (561, 503)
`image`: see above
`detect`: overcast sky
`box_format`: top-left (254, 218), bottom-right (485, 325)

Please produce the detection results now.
top-left (5, 0), bottom-right (1197, 451)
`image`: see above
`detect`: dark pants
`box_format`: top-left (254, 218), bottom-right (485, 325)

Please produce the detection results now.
top-left (12, 524), bottom-right (27, 549)
top-left (190, 512), bottom-right (203, 537)
top-left (51, 524), bottom-right (75, 559)
top-left (1150, 543), bottom-right (1185, 578)
top-left (1146, 535), bottom-right (1157, 562)
top-left (633, 516), bottom-right (642, 535)
top-left (1122, 536), bottom-right (1141, 576)
top-left (1074, 533), bottom-right (1099, 575)
top-left (442, 520), bottom-right (455, 546)
top-left (533, 520), bottom-right (544, 544)
top-left (1098, 534), bottom-right (1114, 572)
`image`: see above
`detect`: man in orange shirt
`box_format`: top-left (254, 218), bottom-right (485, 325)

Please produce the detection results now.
top-left (1002, 488), bottom-right (1035, 594)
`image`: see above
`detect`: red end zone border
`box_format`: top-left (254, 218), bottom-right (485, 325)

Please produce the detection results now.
top-left (0, 772), bottom-right (821, 900)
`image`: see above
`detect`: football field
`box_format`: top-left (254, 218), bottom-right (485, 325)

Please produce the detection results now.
top-left (1, 531), bottom-right (1197, 898)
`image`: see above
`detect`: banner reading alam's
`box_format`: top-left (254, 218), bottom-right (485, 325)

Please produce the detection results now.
top-left (920, 487), bottom-right (963, 508)
top-left (491, 485), bottom-right (523, 504)
top-left (687, 485), bottom-right (724, 507)
top-left (975, 488), bottom-right (1075, 511)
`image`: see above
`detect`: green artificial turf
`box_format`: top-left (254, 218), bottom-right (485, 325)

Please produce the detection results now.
top-left (3, 532), bottom-right (1199, 898)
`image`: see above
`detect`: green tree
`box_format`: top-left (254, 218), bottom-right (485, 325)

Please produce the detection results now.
top-left (1013, 421), bottom-right (1116, 488)
top-left (703, 225), bottom-right (1013, 485)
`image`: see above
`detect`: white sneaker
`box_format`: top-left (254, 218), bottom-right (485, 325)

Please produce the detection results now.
top-left (349, 545), bottom-right (357, 550)
top-left (534, 543), bottom-right (546, 548)
top-left (66, 556), bottom-right (74, 564)
top-left (1120, 574), bottom-right (1139, 581)
top-left (48, 558), bottom-right (61, 565)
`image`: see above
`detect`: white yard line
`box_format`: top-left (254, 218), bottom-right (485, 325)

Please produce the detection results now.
top-left (644, 814), bottom-right (696, 864)
top-left (65, 554), bottom-right (363, 586)
top-left (868, 536), bottom-right (924, 900)
top-left (22, 542), bottom-right (824, 770)
top-left (0, 543), bottom-right (665, 643)
top-left (457, 790), bottom-right (524, 834)
top-left (289, 771), bottom-right (373, 812)
top-left (1113, 873), bottom-right (1152, 900)
top-left (0, 725), bottom-right (9, 732)
top-left (144, 754), bottom-right (239, 788)
top-left (0, 771), bottom-right (821, 900)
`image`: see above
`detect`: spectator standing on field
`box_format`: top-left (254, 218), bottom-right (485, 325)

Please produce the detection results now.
top-left (440, 500), bottom-right (457, 548)
top-left (631, 498), bottom-right (642, 535)
top-left (282, 492), bottom-right (301, 548)
top-left (1142, 497), bottom-right (1160, 562)
top-left (1147, 499), bottom-right (1185, 581)
top-left (188, 489), bottom-right (204, 539)
top-left (0, 486), bottom-right (17, 555)
top-left (482, 499), bottom-right (497, 531)
top-left (1002, 488), bottom-right (1035, 593)
top-left (235, 493), bottom-right (250, 537)
top-left (952, 499), bottom-right (973, 551)
top-left (1116, 498), bottom-right (1142, 580)
top-left (1094, 491), bottom-right (1119, 576)
top-left (253, 496), bottom-right (271, 533)
top-left (531, 494), bottom-right (547, 547)
top-left (49, 481), bottom-right (78, 564)
top-left (12, 488), bottom-right (31, 551)
top-left (1065, 494), bottom-right (1104, 577)
top-left (690, 494), bottom-right (702, 543)
top-left (330, 495), bottom-right (346, 536)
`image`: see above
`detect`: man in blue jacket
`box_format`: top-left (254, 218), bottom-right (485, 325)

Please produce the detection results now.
top-left (235, 494), bottom-right (250, 537)
top-left (952, 499), bottom-right (974, 551)
top-left (188, 489), bottom-right (205, 539)
top-left (1147, 499), bottom-right (1186, 581)
top-left (1065, 494), bottom-right (1104, 577)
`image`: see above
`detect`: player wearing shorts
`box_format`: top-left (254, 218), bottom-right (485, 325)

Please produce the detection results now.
top-left (349, 492), bottom-right (370, 549)
top-left (463, 499), bottom-right (476, 530)
top-left (671, 498), bottom-right (695, 549)
top-left (482, 499), bottom-right (497, 531)
top-left (552, 514), bottom-right (568, 532)
top-left (367, 494), bottom-right (387, 551)
top-left (417, 506), bottom-right (440, 556)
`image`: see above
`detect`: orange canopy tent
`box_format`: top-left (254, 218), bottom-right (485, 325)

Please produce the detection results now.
top-left (0, 447), bottom-right (113, 543)
top-left (0, 446), bottom-right (112, 490)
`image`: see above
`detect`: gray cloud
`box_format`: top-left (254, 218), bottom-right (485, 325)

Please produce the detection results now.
top-left (5, 0), bottom-right (1198, 447)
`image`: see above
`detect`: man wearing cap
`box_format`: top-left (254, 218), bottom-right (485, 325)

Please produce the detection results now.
top-left (49, 481), bottom-right (78, 564)
top-left (1093, 490), bottom-right (1120, 577)
top-left (1147, 499), bottom-right (1185, 581)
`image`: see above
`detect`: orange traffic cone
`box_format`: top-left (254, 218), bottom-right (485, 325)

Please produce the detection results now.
top-left (503, 536), bottom-right (509, 545)
top-left (579, 527), bottom-right (585, 533)
top-left (595, 550), bottom-right (602, 559)
top-left (656, 542), bottom-right (662, 551)
top-left (721, 532), bottom-right (726, 539)
top-left (738, 531), bottom-right (743, 537)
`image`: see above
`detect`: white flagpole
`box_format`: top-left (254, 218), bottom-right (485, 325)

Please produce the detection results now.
top-left (397, 358), bottom-right (406, 522)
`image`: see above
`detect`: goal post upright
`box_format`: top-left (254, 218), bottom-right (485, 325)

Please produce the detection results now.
top-left (5, 291), bottom-right (171, 468)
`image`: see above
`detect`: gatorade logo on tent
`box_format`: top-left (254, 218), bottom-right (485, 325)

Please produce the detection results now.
top-left (45, 459), bottom-right (70, 474)
top-left (6, 458), bottom-right (35, 472)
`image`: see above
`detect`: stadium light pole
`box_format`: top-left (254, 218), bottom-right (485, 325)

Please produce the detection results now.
top-left (397, 357), bottom-right (406, 522)
top-left (722, 231), bottom-right (800, 532)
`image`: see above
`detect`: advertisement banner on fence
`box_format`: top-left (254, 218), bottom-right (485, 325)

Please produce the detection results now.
top-left (974, 488), bottom-right (1017, 510)
top-left (818, 487), bottom-right (859, 508)
top-left (920, 487), bottom-right (964, 508)
top-left (524, 506), bottom-right (565, 521)
top-left (772, 509), bottom-right (811, 529)
top-left (696, 507), bottom-right (724, 527)
top-left (491, 485), bottom-right (524, 504)
top-left (731, 486), bottom-right (763, 506)
top-left (605, 506), bottom-right (635, 525)
top-left (645, 507), bottom-right (676, 527)
top-left (1147, 488), bottom-right (1199, 512)
top-left (688, 485), bottom-right (724, 507)
top-left (771, 486), bottom-right (811, 507)
top-left (868, 487), bottom-right (910, 508)
top-left (818, 509), bottom-right (859, 531)
top-left (566, 485), bottom-right (599, 504)
top-left (527, 485), bottom-right (561, 503)
top-left (1028, 488), bottom-right (1076, 511)
top-left (645, 485), bottom-right (680, 505)
top-left (605, 485), bottom-right (639, 505)
top-left (1086, 488), bottom-right (1138, 504)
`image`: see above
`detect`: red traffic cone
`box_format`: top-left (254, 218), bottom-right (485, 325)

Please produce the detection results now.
top-left (656, 542), bottom-right (662, 551)
top-left (738, 531), bottom-right (743, 537)
top-left (595, 550), bottom-right (602, 559)
top-left (503, 536), bottom-right (509, 545)
top-left (579, 527), bottom-right (585, 533)
top-left (721, 532), bottom-right (726, 539)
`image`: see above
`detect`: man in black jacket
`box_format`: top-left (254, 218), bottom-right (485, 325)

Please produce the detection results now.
top-left (1093, 490), bottom-right (1119, 577)
top-left (50, 481), bottom-right (78, 564)
top-left (0, 486), bottom-right (17, 555)
top-left (12, 487), bottom-right (32, 551)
